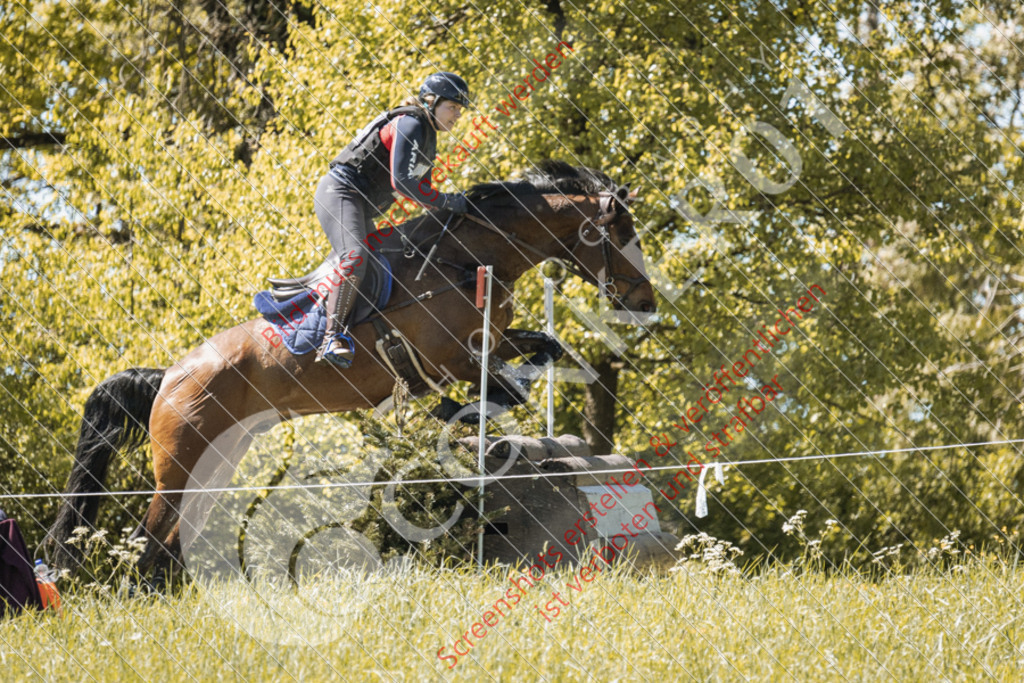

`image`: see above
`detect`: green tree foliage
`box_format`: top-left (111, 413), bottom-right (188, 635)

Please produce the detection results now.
top-left (2, 0), bottom-right (1022, 564)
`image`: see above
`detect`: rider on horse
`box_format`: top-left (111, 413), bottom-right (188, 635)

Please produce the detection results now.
top-left (314, 72), bottom-right (472, 368)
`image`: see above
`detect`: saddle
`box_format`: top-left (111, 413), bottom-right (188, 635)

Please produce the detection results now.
top-left (254, 251), bottom-right (446, 397)
top-left (266, 251), bottom-right (392, 318)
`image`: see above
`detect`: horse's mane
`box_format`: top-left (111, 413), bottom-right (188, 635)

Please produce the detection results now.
top-left (392, 160), bottom-right (619, 242)
top-left (466, 160), bottom-right (617, 202)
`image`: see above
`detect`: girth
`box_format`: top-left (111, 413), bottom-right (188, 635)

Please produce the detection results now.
top-left (370, 319), bottom-right (446, 398)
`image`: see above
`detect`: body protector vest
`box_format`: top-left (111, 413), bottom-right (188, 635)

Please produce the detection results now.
top-left (330, 105), bottom-right (437, 210)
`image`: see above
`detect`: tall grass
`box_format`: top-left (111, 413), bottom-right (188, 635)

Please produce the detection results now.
top-left (4, 522), bottom-right (1023, 680)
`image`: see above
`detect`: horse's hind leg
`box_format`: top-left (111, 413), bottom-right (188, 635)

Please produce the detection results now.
top-left (133, 364), bottom-right (262, 579)
top-left (131, 492), bottom-right (184, 586)
top-left (133, 425), bottom-right (256, 581)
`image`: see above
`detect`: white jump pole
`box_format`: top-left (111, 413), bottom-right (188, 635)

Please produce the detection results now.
top-left (475, 266), bottom-right (493, 568)
top-left (544, 277), bottom-right (555, 438)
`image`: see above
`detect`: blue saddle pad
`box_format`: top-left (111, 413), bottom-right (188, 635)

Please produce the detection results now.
top-left (254, 255), bottom-right (393, 355)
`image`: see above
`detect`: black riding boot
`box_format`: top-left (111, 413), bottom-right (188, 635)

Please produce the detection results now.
top-left (316, 271), bottom-right (361, 367)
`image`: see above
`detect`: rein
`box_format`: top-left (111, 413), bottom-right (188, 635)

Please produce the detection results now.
top-left (463, 191), bottom-right (645, 306)
top-left (462, 213), bottom-right (553, 264)
top-left (369, 188), bottom-right (642, 318)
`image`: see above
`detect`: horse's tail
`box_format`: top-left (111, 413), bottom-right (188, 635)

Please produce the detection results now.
top-left (47, 367), bottom-right (166, 571)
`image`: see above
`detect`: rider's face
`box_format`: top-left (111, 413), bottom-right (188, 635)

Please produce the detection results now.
top-left (434, 99), bottom-right (463, 132)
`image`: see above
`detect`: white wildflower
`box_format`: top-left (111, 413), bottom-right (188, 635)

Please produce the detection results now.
top-left (782, 509), bottom-right (808, 538)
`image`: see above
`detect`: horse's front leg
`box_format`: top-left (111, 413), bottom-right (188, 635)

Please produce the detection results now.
top-left (488, 328), bottom-right (565, 403)
top-left (493, 328), bottom-right (564, 365)
top-left (436, 330), bottom-right (559, 422)
top-left (431, 329), bottom-right (564, 423)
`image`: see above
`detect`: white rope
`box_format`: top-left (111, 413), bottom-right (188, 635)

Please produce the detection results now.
top-left (695, 463), bottom-right (711, 518)
top-left (696, 461), bottom-right (727, 519)
top-left (3, 437), bottom-right (1020, 502)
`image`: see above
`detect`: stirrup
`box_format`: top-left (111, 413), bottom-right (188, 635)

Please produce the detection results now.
top-left (321, 333), bottom-right (355, 368)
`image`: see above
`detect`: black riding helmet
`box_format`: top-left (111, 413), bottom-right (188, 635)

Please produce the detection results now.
top-left (419, 72), bottom-right (471, 110)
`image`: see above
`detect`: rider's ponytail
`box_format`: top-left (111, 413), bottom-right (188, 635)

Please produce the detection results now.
top-left (401, 93), bottom-right (434, 108)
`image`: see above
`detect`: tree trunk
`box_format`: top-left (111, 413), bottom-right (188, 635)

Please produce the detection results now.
top-left (582, 354), bottom-right (620, 455)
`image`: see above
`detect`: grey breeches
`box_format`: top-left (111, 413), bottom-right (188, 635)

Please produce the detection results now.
top-left (313, 173), bottom-right (373, 284)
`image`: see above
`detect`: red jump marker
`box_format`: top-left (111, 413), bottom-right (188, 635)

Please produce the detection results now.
top-left (476, 266), bottom-right (487, 308)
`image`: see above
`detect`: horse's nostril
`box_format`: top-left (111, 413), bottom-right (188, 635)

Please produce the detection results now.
top-left (640, 302), bottom-right (653, 313)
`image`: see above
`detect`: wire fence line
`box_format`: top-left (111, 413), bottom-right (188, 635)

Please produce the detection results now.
top-left (1, 438), bottom-right (1019, 501)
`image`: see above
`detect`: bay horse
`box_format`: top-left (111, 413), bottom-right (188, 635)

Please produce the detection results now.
top-left (46, 161), bottom-right (656, 575)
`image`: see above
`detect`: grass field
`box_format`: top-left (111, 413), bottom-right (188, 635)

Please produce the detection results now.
top-left (3, 546), bottom-right (1023, 681)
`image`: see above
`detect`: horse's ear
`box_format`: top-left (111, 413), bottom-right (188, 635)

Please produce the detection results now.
top-left (615, 184), bottom-right (638, 209)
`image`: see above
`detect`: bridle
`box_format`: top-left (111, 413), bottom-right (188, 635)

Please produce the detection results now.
top-left (570, 190), bottom-right (648, 306)
top-left (369, 188), bottom-right (648, 321)
top-left (454, 189), bottom-right (647, 307)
